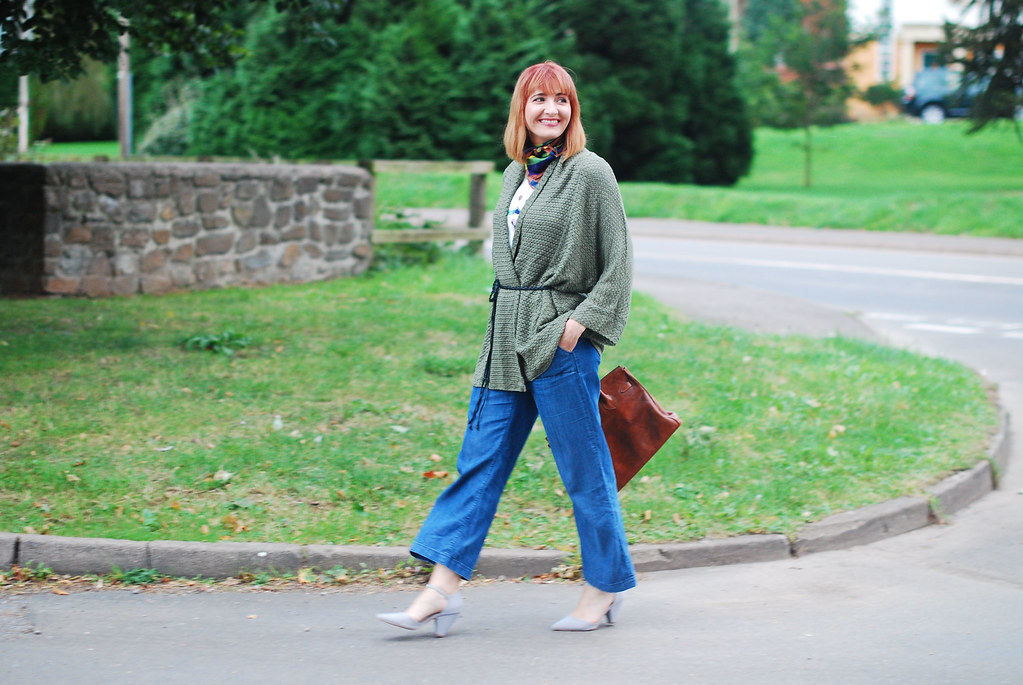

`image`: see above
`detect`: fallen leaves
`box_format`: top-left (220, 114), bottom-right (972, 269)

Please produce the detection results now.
top-left (422, 470), bottom-right (449, 479)
top-left (221, 514), bottom-right (247, 533)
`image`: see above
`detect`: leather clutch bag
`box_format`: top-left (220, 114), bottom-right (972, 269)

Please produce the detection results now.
top-left (599, 366), bottom-right (681, 490)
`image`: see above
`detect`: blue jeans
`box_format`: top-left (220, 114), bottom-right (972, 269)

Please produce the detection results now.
top-left (410, 338), bottom-right (636, 593)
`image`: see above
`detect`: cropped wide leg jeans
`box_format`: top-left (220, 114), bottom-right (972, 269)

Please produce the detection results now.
top-left (410, 339), bottom-right (636, 593)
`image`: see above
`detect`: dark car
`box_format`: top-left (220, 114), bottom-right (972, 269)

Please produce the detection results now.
top-left (901, 67), bottom-right (981, 123)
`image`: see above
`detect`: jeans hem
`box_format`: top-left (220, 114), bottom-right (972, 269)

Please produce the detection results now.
top-left (584, 575), bottom-right (638, 593)
top-left (409, 543), bottom-right (475, 581)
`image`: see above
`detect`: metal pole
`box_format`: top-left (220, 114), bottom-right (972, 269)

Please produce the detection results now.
top-left (118, 31), bottom-right (132, 158)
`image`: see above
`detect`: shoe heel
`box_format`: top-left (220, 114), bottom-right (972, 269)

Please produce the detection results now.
top-left (428, 585), bottom-right (462, 637)
top-left (605, 594), bottom-right (623, 625)
top-left (433, 610), bottom-right (459, 637)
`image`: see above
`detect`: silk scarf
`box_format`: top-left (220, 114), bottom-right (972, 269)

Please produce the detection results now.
top-left (524, 137), bottom-right (566, 187)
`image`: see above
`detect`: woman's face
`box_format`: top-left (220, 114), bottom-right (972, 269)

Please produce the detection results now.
top-left (524, 89), bottom-right (571, 146)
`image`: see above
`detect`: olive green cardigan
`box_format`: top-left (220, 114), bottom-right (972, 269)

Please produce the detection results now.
top-left (471, 149), bottom-right (633, 393)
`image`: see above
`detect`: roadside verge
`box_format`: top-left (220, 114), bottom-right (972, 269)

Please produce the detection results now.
top-left (0, 411), bottom-right (1009, 580)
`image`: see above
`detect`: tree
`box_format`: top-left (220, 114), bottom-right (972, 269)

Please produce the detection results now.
top-left (187, 0), bottom-right (557, 162)
top-left (0, 0), bottom-right (348, 82)
top-left (552, 0), bottom-right (752, 185)
top-left (736, 0), bottom-right (852, 186)
top-left (785, 0), bottom-right (852, 187)
top-left (943, 0), bottom-right (1023, 136)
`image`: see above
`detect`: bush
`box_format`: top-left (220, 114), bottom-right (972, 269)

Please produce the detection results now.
top-left (137, 90), bottom-right (196, 156)
top-left (862, 82), bottom-right (903, 108)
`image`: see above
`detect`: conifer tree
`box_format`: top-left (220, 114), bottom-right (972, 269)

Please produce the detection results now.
top-left (553, 0), bottom-right (752, 185)
top-left (943, 0), bottom-right (1023, 135)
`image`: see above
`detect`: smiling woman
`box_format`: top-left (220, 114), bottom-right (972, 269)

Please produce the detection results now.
top-left (375, 60), bottom-right (638, 636)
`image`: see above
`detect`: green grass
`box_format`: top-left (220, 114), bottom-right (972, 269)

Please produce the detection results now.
top-left (376, 121), bottom-right (1023, 238)
top-left (29, 140), bottom-right (120, 160)
top-left (0, 255), bottom-right (998, 551)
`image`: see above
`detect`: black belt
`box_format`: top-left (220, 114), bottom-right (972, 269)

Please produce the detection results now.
top-left (468, 279), bottom-right (552, 429)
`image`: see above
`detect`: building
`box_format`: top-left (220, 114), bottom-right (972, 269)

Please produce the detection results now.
top-left (726, 0), bottom-right (976, 121)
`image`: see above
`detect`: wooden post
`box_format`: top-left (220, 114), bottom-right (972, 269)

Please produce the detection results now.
top-left (117, 31), bottom-right (132, 158)
top-left (17, 76), bottom-right (29, 154)
top-left (468, 173), bottom-right (486, 229)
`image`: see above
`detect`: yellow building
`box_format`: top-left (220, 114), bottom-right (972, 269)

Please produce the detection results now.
top-left (726, 0), bottom-right (973, 121)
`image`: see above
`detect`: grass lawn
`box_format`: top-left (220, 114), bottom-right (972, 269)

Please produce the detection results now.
top-left (29, 140), bottom-right (120, 159)
top-left (0, 255), bottom-right (998, 552)
top-left (375, 120), bottom-right (1023, 238)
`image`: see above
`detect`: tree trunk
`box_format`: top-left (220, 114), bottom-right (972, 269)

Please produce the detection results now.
top-left (803, 122), bottom-right (812, 188)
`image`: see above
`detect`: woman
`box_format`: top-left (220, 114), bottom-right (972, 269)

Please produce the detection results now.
top-left (377, 61), bottom-right (635, 636)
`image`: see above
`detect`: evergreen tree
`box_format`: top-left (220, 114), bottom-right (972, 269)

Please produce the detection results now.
top-left (187, 0), bottom-right (555, 162)
top-left (153, 0), bottom-right (751, 183)
top-left (553, 0), bottom-right (751, 185)
top-left (943, 0), bottom-right (1023, 135)
top-left (678, 0), bottom-right (754, 185)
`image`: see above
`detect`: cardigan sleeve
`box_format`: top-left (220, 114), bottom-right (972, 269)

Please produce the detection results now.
top-left (569, 159), bottom-right (633, 347)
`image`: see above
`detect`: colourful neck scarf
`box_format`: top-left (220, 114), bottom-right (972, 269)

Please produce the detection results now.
top-left (524, 137), bottom-right (566, 187)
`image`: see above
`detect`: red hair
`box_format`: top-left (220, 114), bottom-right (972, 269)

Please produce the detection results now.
top-left (503, 61), bottom-right (586, 163)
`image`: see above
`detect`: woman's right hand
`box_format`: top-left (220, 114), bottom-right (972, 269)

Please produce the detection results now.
top-left (558, 318), bottom-right (586, 352)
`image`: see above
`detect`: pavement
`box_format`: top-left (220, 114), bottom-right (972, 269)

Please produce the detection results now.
top-left (2, 218), bottom-right (1020, 684)
top-left (0, 217), bottom-right (1012, 581)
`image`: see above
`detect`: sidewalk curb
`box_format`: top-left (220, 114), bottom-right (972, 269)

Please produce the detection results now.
top-left (631, 535), bottom-right (792, 572)
top-left (0, 409), bottom-right (1008, 580)
top-left (792, 496), bottom-right (933, 556)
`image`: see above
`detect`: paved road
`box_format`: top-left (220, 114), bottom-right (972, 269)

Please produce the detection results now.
top-left (2, 220), bottom-right (1021, 684)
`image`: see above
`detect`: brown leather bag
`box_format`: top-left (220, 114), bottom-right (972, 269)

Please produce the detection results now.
top-left (599, 366), bottom-right (681, 490)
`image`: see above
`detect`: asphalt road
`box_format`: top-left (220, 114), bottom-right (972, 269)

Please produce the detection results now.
top-left (2, 220), bottom-right (1021, 684)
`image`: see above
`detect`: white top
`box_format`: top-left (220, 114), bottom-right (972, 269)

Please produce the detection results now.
top-left (506, 178), bottom-right (534, 247)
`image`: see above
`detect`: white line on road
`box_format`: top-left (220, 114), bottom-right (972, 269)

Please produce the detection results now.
top-left (866, 312), bottom-right (1023, 337)
top-left (864, 312), bottom-right (928, 323)
top-left (904, 323), bottom-right (983, 335)
top-left (633, 252), bottom-right (1023, 287)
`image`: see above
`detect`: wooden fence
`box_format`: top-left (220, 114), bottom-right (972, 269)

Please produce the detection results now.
top-left (359, 159), bottom-right (494, 244)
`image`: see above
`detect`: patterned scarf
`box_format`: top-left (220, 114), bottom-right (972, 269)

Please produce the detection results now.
top-left (524, 137), bottom-right (566, 187)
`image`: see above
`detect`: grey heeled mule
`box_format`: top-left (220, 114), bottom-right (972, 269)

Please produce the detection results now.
top-left (376, 583), bottom-right (463, 637)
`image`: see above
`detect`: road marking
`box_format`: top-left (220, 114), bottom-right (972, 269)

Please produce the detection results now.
top-left (865, 312), bottom-right (1023, 337)
top-left (863, 312), bottom-right (927, 323)
top-left (904, 323), bottom-right (983, 335)
top-left (634, 252), bottom-right (1023, 287)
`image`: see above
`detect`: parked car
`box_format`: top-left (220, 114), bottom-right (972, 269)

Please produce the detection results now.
top-left (901, 67), bottom-right (982, 124)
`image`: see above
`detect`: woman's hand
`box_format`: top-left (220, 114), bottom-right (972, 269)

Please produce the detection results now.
top-left (558, 318), bottom-right (586, 352)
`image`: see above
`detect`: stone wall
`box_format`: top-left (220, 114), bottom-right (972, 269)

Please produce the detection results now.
top-left (0, 161), bottom-right (374, 296)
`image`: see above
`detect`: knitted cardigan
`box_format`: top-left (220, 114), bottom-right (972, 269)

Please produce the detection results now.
top-left (471, 148), bottom-right (633, 392)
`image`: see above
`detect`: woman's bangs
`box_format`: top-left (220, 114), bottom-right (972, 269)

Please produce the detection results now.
top-left (526, 70), bottom-right (575, 101)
